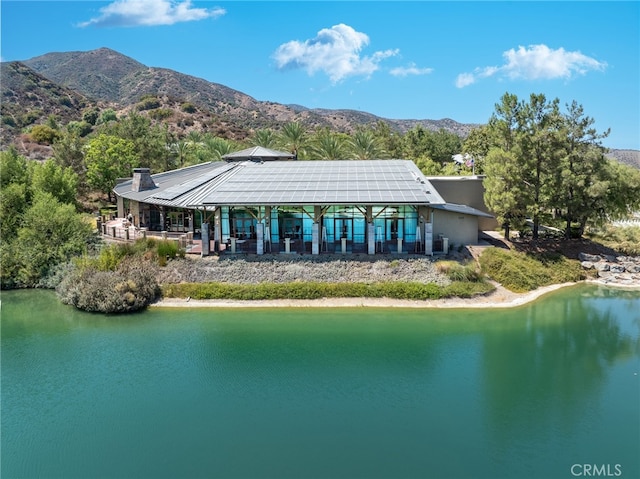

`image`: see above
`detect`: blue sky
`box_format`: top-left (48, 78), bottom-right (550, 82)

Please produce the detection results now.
top-left (2, 1), bottom-right (638, 149)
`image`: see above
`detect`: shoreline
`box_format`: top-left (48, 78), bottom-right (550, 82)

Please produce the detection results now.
top-left (151, 282), bottom-right (589, 309)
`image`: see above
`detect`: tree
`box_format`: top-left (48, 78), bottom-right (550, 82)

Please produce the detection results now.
top-left (14, 192), bottom-right (94, 286)
top-left (53, 130), bottom-right (87, 182)
top-left (250, 129), bottom-right (278, 148)
top-left (462, 125), bottom-right (498, 175)
top-left (29, 124), bottom-right (61, 145)
top-left (348, 127), bottom-right (386, 160)
top-left (0, 147), bottom-right (29, 187)
top-left (552, 101), bottom-right (610, 237)
top-left (0, 182), bottom-right (27, 239)
top-left (413, 156), bottom-right (442, 175)
top-left (278, 122), bottom-right (309, 159)
top-left (101, 111), bottom-right (173, 172)
top-left (30, 160), bottom-right (79, 206)
top-left (515, 93), bottom-right (563, 239)
top-left (85, 134), bottom-right (138, 201)
top-left (483, 147), bottom-right (528, 239)
top-left (170, 140), bottom-right (195, 168)
top-left (372, 120), bottom-right (403, 158)
top-left (309, 128), bottom-right (349, 160)
top-left (201, 135), bottom-right (235, 161)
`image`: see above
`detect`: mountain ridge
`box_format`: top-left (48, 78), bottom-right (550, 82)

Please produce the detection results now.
top-left (1, 47), bottom-right (637, 170)
top-left (20, 47), bottom-right (478, 136)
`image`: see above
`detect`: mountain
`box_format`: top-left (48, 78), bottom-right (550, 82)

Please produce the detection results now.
top-left (606, 149), bottom-right (640, 170)
top-left (0, 61), bottom-right (98, 156)
top-left (20, 47), bottom-right (478, 136)
top-left (2, 47), bottom-right (637, 167)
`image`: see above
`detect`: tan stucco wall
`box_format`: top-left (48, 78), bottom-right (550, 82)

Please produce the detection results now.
top-left (427, 176), bottom-right (498, 230)
top-left (432, 209), bottom-right (480, 249)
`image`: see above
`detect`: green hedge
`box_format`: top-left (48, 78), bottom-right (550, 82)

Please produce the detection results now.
top-left (162, 280), bottom-right (494, 302)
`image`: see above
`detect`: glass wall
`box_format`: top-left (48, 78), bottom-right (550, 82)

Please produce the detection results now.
top-left (219, 204), bottom-right (420, 253)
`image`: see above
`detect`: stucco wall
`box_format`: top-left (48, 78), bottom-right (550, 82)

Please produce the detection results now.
top-left (431, 208), bottom-right (480, 249)
top-left (427, 176), bottom-right (498, 231)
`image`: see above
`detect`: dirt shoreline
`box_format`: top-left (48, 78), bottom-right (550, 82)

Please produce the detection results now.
top-left (151, 281), bottom-right (605, 309)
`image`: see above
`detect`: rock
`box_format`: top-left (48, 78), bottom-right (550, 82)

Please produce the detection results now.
top-left (581, 261), bottom-right (594, 269)
top-left (610, 265), bottom-right (626, 274)
top-left (594, 262), bottom-right (610, 272)
top-left (579, 253), bottom-right (601, 262)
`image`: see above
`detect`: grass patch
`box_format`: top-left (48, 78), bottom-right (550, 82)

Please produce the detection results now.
top-left (161, 279), bottom-right (494, 302)
top-left (478, 247), bottom-right (585, 293)
top-left (586, 225), bottom-right (640, 256)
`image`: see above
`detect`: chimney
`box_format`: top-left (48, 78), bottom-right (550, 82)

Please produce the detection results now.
top-left (131, 168), bottom-right (156, 192)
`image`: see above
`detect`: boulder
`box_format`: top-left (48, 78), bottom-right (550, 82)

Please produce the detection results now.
top-left (578, 252), bottom-right (601, 262)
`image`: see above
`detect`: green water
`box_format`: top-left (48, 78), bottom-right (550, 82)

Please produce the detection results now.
top-left (1, 285), bottom-right (639, 479)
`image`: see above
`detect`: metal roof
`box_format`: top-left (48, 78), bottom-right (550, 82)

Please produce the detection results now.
top-left (222, 146), bottom-right (295, 162)
top-left (113, 160), bottom-right (497, 215)
top-left (201, 160), bottom-right (443, 206)
top-left (430, 203), bottom-right (494, 218)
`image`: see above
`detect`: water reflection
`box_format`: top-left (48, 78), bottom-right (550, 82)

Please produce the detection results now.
top-left (1, 286), bottom-right (638, 479)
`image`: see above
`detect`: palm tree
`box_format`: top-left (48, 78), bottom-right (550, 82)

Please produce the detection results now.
top-left (278, 121), bottom-right (309, 159)
top-left (310, 128), bottom-right (349, 160)
top-left (202, 135), bottom-right (234, 161)
top-left (171, 140), bottom-right (193, 168)
top-left (348, 128), bottom-right (386, 160)
top-left (250, 129), bottom-right (278, 148)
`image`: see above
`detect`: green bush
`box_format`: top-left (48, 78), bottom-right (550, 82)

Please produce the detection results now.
top-left (181, 102), bottom-right (197, 113)
top-left (479, 247), bottom-right (585, 293)
top-left (136, 97), bottom-right (161, 111)
top-left (161, 279), bottom-right (491, 302)
top-left (29, 124), bottom-right (61, 144)
top-left (148, 108), bottom-right (174, 120)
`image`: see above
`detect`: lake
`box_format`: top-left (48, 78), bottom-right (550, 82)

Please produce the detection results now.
top-left (2, 285), bottom-right (639, 479)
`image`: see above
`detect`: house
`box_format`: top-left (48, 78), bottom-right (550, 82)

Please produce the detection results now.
top-left (113, 148), bottom-right (492, 255)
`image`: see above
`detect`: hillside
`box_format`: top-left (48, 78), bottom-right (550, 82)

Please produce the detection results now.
top-left (606, 149), bottom-right (640, 170)
top-left (1, 47), bottom-right (636, 167)
top-left (19, 47), bottom-right (477, 135)
top-left (0, 61), bottom-right (98, 157)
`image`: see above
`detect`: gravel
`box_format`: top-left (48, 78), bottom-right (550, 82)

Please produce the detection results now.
top-left (155, 254), bottom-right (451, 286)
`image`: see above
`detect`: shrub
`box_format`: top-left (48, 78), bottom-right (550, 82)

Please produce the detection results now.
top-left (160, 279), bottom-right (489, 302)
top-left (436, 260), bottom-right (482, 282)
top-left (587, 225), bottom-right (640, 256)
top-left (181, 102), bottom-right (197, 113)
top-left (148, 108), bottom-right (174, 120)
top-left (479, 247), bottom-right (585, 293)
top-left (29, 124), bottom-right (61, 144)
top-left (136, 97), bottom-right (161, 111)
top-left (57, 258), bottom-right (159, 313)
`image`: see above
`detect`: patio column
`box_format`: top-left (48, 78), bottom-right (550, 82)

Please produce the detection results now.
top-left (256, 223), bottom-right (264, 255)
top-left (213, 208), bottom-right (222, 252)
top-left (366, 206), bottom-right (374, 255)
top-left (312, 222), bottom-right (319, 255)
top-left (201, 222), bottom-right (210, 256)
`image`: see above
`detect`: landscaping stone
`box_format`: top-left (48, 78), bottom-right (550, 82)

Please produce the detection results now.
top-left (580, 252), bottom-right (640, 286)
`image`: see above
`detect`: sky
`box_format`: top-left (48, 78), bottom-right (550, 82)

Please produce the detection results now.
top-left (1, 1), bottom-right (638, 150)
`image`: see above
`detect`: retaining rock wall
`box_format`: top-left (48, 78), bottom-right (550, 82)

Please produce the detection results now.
top-left (579, 253), bottom-right (640, 286)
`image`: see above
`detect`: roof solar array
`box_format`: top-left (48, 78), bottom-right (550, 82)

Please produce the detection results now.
top-left (202, 160), bottom-right (442, 205)
top-left (116, 160), bottom-right (446, 208)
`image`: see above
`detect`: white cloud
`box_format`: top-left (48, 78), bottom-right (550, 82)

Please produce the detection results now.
top-left (79, 0), bottom-right (225, 28)
top-left (272, 23), bottom-right (399, 84)
top-left (456, 44), bottom-right (606, 88)
top-left (389, 62), bottom-right (433, 77)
